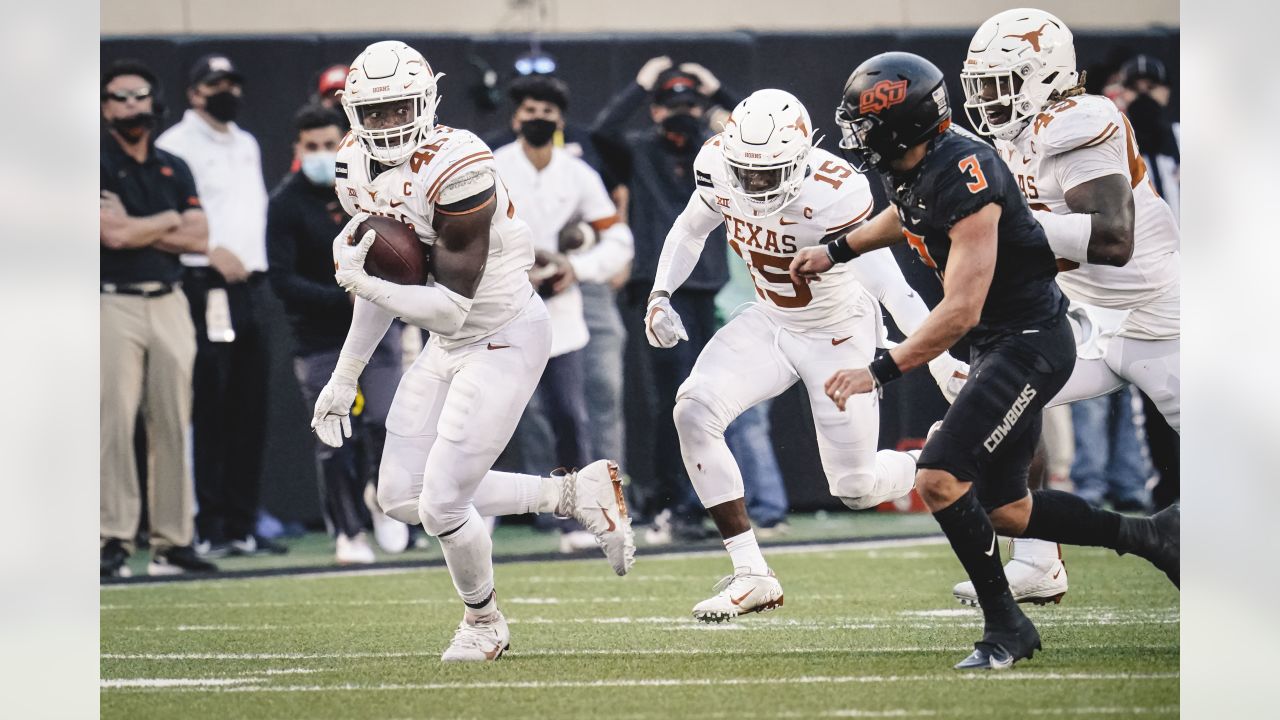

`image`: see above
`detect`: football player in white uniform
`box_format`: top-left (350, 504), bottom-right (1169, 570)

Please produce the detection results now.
top-left (949, 9), bottom-right (1181, 606)
top-left (312, 41), bottom-right (635, 662)
top-left (645, 89), bottom-right (967, 622)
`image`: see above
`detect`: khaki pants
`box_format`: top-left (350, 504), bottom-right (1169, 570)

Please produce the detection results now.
top-left (100, 289), bottom-right (197, 552)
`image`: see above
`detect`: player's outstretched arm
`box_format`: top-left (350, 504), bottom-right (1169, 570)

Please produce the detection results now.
top-left (644, 193), bottom-right (722, 348)
top-left (823, 203), bottom-right (998, 411)
top-left (790, 207), bottom-right (904, 285)
top-left (1043, 174), bottom-right (1135, 266)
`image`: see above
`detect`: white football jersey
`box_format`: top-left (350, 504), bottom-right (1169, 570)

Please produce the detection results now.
top-left (335, 126), bottom-right (536, 345)
top-left (998, 94), bottom-right (1180, 340)
top-left (693, 139), bottom-right (876, 331)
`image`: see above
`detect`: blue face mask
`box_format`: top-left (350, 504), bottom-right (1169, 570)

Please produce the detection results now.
top-left (301, 151), bottom-right (337, 186)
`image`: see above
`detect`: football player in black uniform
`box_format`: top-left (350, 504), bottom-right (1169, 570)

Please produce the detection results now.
top-left (790, 52), bottom-right (1178, 670)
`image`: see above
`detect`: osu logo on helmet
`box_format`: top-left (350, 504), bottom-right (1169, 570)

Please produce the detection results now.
top-left (858, 79), bottom-right (909, 114)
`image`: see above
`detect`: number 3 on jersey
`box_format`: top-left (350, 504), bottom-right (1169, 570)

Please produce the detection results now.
top-left (958, 154), bottom-right (988, 193)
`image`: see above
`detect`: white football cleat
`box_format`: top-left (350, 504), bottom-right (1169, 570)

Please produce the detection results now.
top-left (692, 571), bottom-right (784, 623)
top-left (557, 460), bottom-right (635, 575)
top-left (335, 532), bottom-right (376, 565)
top-left (953, 554), bottom-right (1068, 607)
top-left (441, 611), bottom-right (510, 662)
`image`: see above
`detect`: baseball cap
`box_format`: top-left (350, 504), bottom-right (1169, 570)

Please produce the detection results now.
top-left (188, 54), bottom-right (245, 87)
top-left (317, 64), bottom-right (349, 96)
top-left (652, 69), bottom-right (702, 107)
top-left (1119, 55), bottom-right (1167, 88)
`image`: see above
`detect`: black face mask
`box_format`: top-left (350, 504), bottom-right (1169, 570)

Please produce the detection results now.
top-left (660, 113), bottom-right (703, 153)
top-left (110, 112), bottom-right (157, 142)
top-left (203, 91), bottom-right (241, 123)
top-left (519, 118), bottom-right (557, 148)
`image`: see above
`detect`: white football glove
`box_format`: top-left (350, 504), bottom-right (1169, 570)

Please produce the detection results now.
top-left (927, 353), bottom-right (970, 404)
top-left (644, 294), bottom-right (687, 349)
top-left (311, 380), bottom-right (357, 448)
top-left (332, 212), bottom-right (373, 292)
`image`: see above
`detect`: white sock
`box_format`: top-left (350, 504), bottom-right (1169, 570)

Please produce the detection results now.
top-left (470, 470), bottom-right (545, 516)
top-left (435, 507), bottom-right (496, 607)
top-left (537, 475), bottom-right (562, 514)
top-left (724, 529), bottom-right (769, 576)
top-left (1011, 537), bottom-right (1061, 562)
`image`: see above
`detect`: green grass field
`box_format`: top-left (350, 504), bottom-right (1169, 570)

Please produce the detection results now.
top-left (101, 528), bottom-right (1178, 719)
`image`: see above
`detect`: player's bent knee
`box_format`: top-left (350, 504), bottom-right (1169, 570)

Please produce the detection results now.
top-left (989, 497), bottom-right (1032, 535)
top-left (673, 395), bottom-right (725, 440)
top-left (418, 496), bottom-right (469, 537)
top-left (916, 469), bottom-right (963, 508)
top-left (832, 470), bottom-right (878, 510)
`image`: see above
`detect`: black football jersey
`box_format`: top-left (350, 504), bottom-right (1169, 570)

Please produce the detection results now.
top-left (884, 127), bottom-right (1067, 342)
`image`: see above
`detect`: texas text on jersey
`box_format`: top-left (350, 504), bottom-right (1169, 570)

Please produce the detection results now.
top-left (334, 125), bottom-right (535, 345)
top-left (885, 126), bottom-right (1066, 340)
top-left (997, 93), bottom-right (1180, 340)
top-left (694, 139), bottom-right (875, 330)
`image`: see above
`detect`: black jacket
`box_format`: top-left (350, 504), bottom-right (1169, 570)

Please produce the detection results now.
top-left (266, 172), bottom-right (353, 355)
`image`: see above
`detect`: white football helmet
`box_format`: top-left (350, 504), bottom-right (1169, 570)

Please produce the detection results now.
top-left (342, 41), bottom-right (444, 165)
top-left (961, 8), bottom-right (1078, 140)
top-left (721, 89), bottom-right (813, 218)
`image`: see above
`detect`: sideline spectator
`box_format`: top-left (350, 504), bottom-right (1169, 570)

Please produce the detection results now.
top-left (99, 60), bottom-right (216, 576)
top-left (266, 105), bottom-right (410, 563)
top-left (1118, 55), bottom-right (1180, 216)
top-left (493, 76), bottom-right (635, 551)
top-left (591, 57), bottom-right (737, 542)
top-left (157, 54), bottom-right (286, 557)
top-left (1070, 386), bottom-right (1153, 512)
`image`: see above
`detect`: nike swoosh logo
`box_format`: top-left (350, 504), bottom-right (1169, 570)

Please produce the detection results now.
top-left (1052, 568), bottom-right (1062, 580)
top-left (831, 336), bottom-right (853, 346)
top-left (984, 533), bottom-right (996, 556)
top-left (778, 217), bottom-right (799, 225)
top-left (600, 508), bottom-right (617, 533)
top-left (730, 589), bottom-right (753, 606)
top-left (390, 200), bottom-right (404, 208)
top-left (1021, 329), bottom-right (1039, 334)
top-left (487, 343), bottom-right (510, 350)
top-left (482, 644), bottom-right (503, 660)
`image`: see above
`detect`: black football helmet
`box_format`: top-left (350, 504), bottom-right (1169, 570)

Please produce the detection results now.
top-left (835, 52), bottom-right (952, 173)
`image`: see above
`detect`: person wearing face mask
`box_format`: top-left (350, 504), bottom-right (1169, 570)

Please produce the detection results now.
top-left (266, 105), bottom-right (410, 564)
top-left (493, 77), bottom-right (635, 552)
top-left (589, 58), bottom-right (738, 543)
top-left (99, 60), bottom-right (217, 577)
top-left (156, 55), bottom-right (287, 558)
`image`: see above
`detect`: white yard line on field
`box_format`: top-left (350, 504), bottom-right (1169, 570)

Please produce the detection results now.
top-left (100, 641), bottom-right (1178, 663)
top-left (101, 671), bottom-right (1179, 693)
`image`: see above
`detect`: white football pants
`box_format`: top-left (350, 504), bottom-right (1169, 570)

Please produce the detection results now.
top-left (673, 302), bottom-right (916, 513)
top-left (1048, 305), bottom-right (1181, 432)
top-left (376, 297), bottom-right (551, 606)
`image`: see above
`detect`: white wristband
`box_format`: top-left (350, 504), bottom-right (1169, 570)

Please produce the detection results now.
top-left (1033, 209), bottom-right (1092, 264)
top-left (332, 353), bottom-right (367, 386)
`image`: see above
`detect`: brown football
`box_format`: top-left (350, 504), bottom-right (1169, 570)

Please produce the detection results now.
top-left (353, 215), bottom-right (430, 285)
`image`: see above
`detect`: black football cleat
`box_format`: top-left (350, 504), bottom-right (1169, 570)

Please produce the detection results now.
top-left (1117, 504), bottom-right (1180, 587)
top-left (955, 616), bottom-right (1041, 671)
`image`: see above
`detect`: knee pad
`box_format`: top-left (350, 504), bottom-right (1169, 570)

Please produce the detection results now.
top-left (418, 495), bottom-right (470, 537)
top-left (673, 394), bottom-right (727, 440)
top-left (377, 435), bottom-right (427, 526)
top-left (832, 470), bottom-right (878, 510)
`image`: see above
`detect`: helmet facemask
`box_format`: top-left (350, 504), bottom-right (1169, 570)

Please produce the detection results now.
top-left (961, 61), bottom-right (1041, 141)
top-left (723, 148), bottom-right (808, 219)
top-left (835, 107), bottom-right (887, 173)
top-left (345, 87), bottom-right (440, 165)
